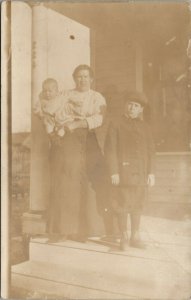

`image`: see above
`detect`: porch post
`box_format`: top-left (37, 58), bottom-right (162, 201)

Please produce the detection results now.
top-left (1, 2), bottom-right (11, 297)
top-left (29, 4), bottom-right (50, 211)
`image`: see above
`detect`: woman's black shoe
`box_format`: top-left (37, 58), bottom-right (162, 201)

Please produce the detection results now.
top-left (46, 234), bottom-right (60, 243)
top-left (129, 238), bottom-right (146, 249)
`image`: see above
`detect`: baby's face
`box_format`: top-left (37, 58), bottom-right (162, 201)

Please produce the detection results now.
top-left (42, 82), bottom-right (58, 100)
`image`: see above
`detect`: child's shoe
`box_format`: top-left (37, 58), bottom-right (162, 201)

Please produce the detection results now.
top-left (46, 124), bottom-right (54, 134)
top-left (120, 231), bottom-right (128, 251)
top-left (57, 128), bottom-right (65, 137)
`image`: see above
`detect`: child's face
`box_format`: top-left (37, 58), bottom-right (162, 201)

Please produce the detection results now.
top-left (42, 82), bottom-right (58, 100)
top-left (125, 101), bottom-right (143, 119)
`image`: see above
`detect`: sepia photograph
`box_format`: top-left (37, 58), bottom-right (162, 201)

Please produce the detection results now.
top-left (1, 0), bottom-right (191, 299)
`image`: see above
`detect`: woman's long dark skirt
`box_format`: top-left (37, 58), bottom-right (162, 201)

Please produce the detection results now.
top-left (47, 129), bottom-right (88, 236)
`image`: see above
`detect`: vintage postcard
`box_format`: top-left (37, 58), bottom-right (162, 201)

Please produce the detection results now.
top-left (1, 0), bottom-right (191, 299)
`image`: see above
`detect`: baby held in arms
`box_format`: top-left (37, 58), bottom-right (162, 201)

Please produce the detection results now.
top-left (33, 78), bottom-right (86, 137)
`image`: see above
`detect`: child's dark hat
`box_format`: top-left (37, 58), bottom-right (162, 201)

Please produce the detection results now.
top-left (123, 91), bottom-right (148, 107)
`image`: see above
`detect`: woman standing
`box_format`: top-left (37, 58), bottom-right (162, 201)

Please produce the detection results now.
top-left (47, 65), bottom-right (106, 242)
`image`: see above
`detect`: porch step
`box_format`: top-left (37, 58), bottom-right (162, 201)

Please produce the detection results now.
top-left (12, 261), bottom-right (133, 299)
top-left (12, 238), bottom-right (191, 299)
top-left (29, 237), bottom-right (172, 264)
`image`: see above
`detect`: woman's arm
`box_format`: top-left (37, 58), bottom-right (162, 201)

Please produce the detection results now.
top-left (85, 104), bottom-right (106, 130)
top-left (64, 119), bottom-right (88, 131)
top-left (64, 91), bottom-right (106, 131)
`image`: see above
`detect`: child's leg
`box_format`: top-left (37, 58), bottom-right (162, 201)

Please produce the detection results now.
top-left (117, 188), bottom-right (129, 250)
top-left (118, 211), bottom-right (128, 233)
top-left (129, 186), bottom-right (145, 247)
top-left (130, 212), bottom-right (141, 240)
top-left (130, 212), bottom-right (145, 248)
top-left (118, 211), bottom-right (128, 250)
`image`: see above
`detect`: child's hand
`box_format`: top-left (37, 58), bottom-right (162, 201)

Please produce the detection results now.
top-left (111, 174), bottom-right (120, 186)
top-left (147, 174), bottom-right (155, 187)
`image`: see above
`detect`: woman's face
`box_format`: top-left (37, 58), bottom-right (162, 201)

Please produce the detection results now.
top-left (74, 69), bottom-right (93, 92)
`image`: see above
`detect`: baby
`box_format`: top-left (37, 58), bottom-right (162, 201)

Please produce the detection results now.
top-left (33, 78), bottom-right (64, 135)
top-left (34, 78), bottom-right (87, 137)
top-left (54, 91), bottom-right (87, 136)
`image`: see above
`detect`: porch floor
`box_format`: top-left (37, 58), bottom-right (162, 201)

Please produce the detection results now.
top-left (11, 216), bottom-right (191, 299)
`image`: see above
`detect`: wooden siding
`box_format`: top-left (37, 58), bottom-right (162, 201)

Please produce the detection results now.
top-left (94, 34), bottom-right (136, 94)
top-left (148, 153), bottom-right (191, 203)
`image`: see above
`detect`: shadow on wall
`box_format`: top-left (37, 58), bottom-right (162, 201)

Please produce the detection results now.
top-left (102, 84), bottom-right (124, 120)
top-left (102, 84), bottom-right (152, 124)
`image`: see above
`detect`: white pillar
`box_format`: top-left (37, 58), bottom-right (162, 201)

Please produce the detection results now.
top-left (1, 2), bottom-right (11, 297)
top-left (31, 4), bottom-right (48, 105)
top-left (30, 4), bottom-right (50, 211)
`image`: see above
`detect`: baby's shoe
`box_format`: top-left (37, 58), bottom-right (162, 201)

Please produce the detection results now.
top-left (57, 128), bottom-right (65, 137)
top-left (46, 125), bottom-right (54, 134)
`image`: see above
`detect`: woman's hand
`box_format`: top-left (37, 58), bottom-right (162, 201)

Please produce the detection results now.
top-left (64, 121), bottom-right (78, 132)
top-left (64, 120), bottom-right (88, 132)
top-left (111, 174), bottom-right (120, 186)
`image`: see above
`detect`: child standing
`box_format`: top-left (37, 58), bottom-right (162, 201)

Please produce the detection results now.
top-left (104, 91), bottom-right (155, 251)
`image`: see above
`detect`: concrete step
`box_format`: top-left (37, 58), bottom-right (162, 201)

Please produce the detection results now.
top-left (29, 237), bottom-right (172, 264)
top-left (12, 261), bottom-right (134, 299)
top-left (12, 256), bottom-right (190, 300)
top-left (12, 238), bottom-right (191, 299)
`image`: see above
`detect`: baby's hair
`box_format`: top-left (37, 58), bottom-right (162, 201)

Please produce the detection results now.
top-left (73, 64), bottom-right (94, 79)
top-left (42, 78), bottom-right (58, 88)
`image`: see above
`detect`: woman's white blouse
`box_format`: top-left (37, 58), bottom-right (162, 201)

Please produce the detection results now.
top-left (60, 89), bottom-right (106, 130)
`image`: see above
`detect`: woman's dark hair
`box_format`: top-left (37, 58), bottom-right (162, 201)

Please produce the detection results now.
top-left (72, 64), bottom-right (94, 79)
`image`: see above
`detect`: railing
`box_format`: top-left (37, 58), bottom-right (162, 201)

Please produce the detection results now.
top-left (12, 144), bottom-right (30, 198)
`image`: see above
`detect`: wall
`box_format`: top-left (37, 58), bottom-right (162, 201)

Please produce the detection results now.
top-left (11, 2), bottom-right (32, 133)
top-left (94, 30), bottom-right (136, 95)
top-left (11, 3), bottom-right (90, 133)
top-left (32, 6), bottom-right (90, 103)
